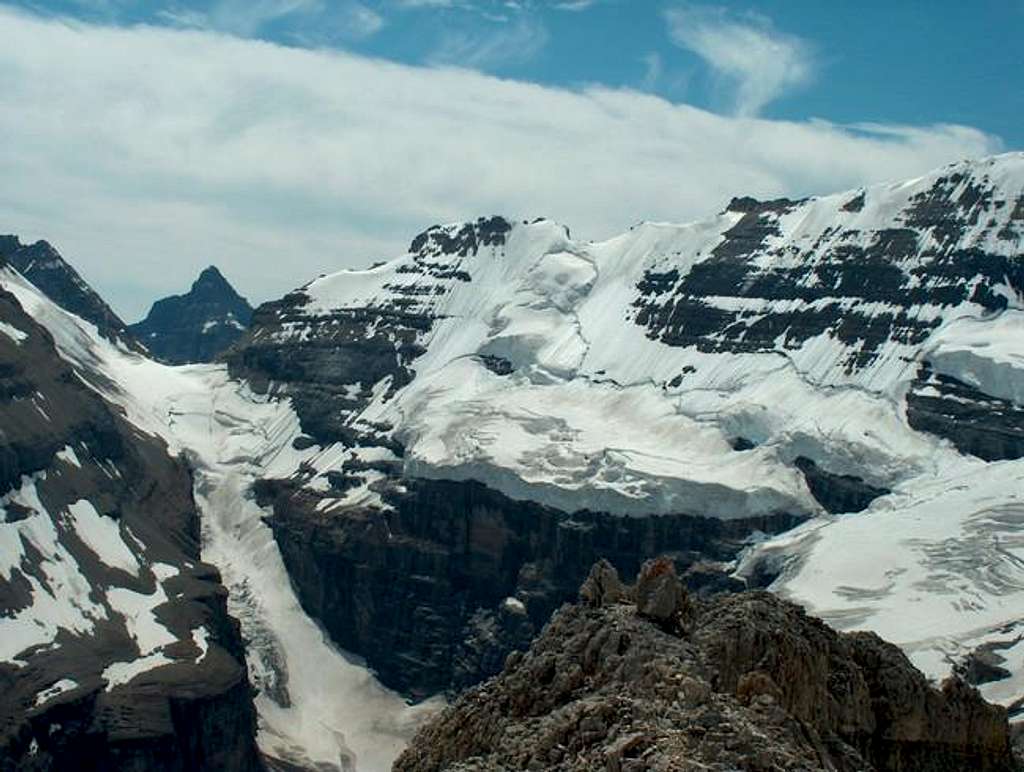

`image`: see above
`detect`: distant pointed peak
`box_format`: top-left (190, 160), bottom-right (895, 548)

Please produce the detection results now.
top-left (191, 265), bottom-right (234, 293)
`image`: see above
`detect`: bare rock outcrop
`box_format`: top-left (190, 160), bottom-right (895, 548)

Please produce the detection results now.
top-left (394, 559), bottom-right (1015, 772)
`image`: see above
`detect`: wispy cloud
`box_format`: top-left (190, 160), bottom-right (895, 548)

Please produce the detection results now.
top-left (640, 51), bottom-right (662, 92)
top-left (157, 0), bottom-right (384, 42)
top-left (0, 7), bottom-right (1000, 320)
top-left (665, 4), bottom-right (813, 117)
top-left (428, 13), bottom-right (548, 69)
top-left (552, 0), bottom-right (595, 10)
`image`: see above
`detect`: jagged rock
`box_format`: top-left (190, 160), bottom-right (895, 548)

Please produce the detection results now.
top-left (579, 559), bottom-right (625, 607)
top-left (634, 557), bottom-right (690, 629)
top-left (394, 562), bottom-right (1015, 772)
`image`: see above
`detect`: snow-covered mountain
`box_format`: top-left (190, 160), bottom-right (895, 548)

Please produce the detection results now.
top-left (130, 266), bottom-right (252, 364)
top-left (225, 152), bottom-right (1024, 705)
top-left (2, 152), bottom-right (1024, 770)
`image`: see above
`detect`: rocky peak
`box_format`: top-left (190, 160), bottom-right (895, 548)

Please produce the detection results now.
top-left (129, 264), bottom-right (252, 364)
top-left (395, 559), bottom-right (1014, 772)
top-left (408, 215), bottom-right (513, 258)
top-left (191, 264), bottom-right (236, 296)
top-left (723, 195), bottom-right (801, 215)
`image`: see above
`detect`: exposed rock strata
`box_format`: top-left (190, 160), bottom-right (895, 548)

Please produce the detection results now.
top-left (907, 362), bottom-right (1024, 460)
top-left (395, 561), bottom-right (1015, 772)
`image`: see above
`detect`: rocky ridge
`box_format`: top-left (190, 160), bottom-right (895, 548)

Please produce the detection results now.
top-left (0, 235), bottom-right (137, 350)
top-left (395, 559), bottom-right (1015, 772)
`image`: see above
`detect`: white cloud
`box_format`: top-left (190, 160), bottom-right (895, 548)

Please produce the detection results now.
top-left (665, 4), bottom-right (813, 117)
top-left (206, 0), bottom-right (321, 37)
top-left (0, 7), bottom-right (1002, 320)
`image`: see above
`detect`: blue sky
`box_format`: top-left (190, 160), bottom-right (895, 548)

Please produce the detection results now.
top-left (0, 1), bottom-right (1019, 317)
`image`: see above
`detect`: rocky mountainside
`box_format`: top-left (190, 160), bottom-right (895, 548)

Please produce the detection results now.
top-left (0, 235), bottom-right (137, 349)
top-left (396, 559), bottom-right (1015, 772)
top-left (223, 153), bottom-right (1024, 705)
top-left (0, 261), bottom-right (261, 769)
top-left (130, 266), bottom-right (252, 364)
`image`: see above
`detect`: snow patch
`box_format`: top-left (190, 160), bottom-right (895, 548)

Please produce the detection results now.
top-left (64, 499), bottom-right (141, 577)
top-left (0, 320), bottom-right (28, 344)
top-left (34, 678), bottom-right (78, 707)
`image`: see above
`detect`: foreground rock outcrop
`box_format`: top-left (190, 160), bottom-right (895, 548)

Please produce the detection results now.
top-left (395, 560), bottom-right (1014, 772)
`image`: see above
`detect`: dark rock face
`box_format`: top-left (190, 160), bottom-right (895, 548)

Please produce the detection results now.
top-left (794, 456), bottom-right (890, 513)
top-left (957, 639), bottom-right (1019, 687)
top-left (907, 363), bottom-right (1024, 460)
top-left (408, 215), bottom-right (512, 261)
top-left (0, 287), bottom-right (261, 771)
top-left (130, 266), bottom-right (252, 364)
top-left (228, 291), bottom-right (426, 445)
top-left (257, 476), bottom-right (801, 699)
top-left (0, 235), bottom-right (137, 349)
top-left (395, 561), bottom-right (1015, 772)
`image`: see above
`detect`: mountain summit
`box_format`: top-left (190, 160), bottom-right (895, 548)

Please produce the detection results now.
top-left (130, 265), bottom-right (253, 364)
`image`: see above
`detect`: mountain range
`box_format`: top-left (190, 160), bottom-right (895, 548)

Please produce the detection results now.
top-left (1, 152), bottom-right (1023, 770)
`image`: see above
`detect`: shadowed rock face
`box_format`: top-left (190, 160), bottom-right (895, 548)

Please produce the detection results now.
top-left (793, 456), bottom-right (890, 514)
top-left (395, 562), bottom-right (1015, 772)
top-left (130, 266), bottom-right (253, 364)
top-left (0, 284), bottom-right (261, 771)
top-left (258, 476), bottom-right (801, 698)
top-left (0, 235), bottom-right (137, 349)
top-left (907, 363), bottom-right (1024, 460)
